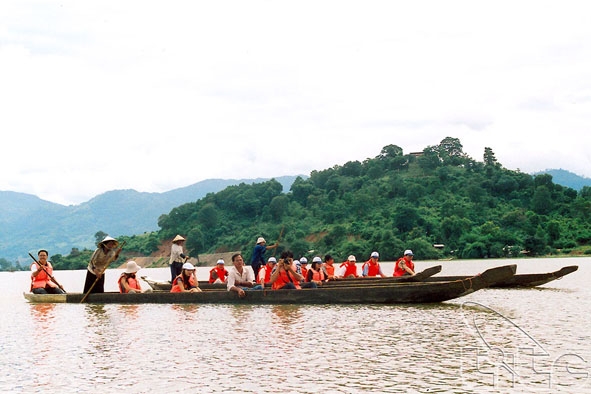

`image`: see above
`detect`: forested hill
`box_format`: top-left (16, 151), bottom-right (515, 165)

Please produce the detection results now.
top-left (47, 137), bottom-right (591, 270)
top-left (148, 137), bottom-right (591, 264)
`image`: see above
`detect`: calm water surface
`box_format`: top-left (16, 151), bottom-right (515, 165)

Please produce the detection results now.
top-left (1, 258), bottom-right (589, 393)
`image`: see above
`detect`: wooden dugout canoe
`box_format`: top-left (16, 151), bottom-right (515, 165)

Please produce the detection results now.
top-left (422, 265), bottom-right (578, 288)
top-left (23, 264), bottom-right (516, 305)
top-left (141, 265), bottom-right (443, 291)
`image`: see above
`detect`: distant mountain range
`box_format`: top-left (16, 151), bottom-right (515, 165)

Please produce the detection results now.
top-left (0, 176), bottom-right (302, 262)
top-left (533, 169), bottom-right (591, 191)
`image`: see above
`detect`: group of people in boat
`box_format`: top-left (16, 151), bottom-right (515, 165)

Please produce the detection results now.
top-left (29, 234), bottom-right (417, 296)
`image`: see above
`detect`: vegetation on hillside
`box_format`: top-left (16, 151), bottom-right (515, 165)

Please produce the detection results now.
top-left (9, 137), bottom-right (591, 271)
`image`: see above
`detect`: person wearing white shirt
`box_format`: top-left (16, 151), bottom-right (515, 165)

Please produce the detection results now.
top-left (227, 253), bottom-right (262, 298)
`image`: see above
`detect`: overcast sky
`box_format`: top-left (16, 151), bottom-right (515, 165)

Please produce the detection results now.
top-left (2, 1), bottom-right (590, 205)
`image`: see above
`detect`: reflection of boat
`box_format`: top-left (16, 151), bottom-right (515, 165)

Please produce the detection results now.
top-left (23, 265), bottom-right (515, 305)
top-left (424, 265), bottom-right (578, 288)
top-left (141, 265), bottom-right (443, 291)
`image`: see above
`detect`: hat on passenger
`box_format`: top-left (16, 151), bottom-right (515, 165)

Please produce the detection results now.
top-left (99, 236), bottom-right (119, 247)
top-left (173, 235), bottom-right (185, 243)
top-left (299, 257), bottom-right (308, 264)
top-left (348, 255), bottom-right (356, 262)
top-left (182, 262), bottom-right (196, 271)
top-left (371, 251), bottom-right (379, 258)
top-left (312, 256), bottom-right (322, 263)
top-left (216, 259), bottom-right (225, 265)
top-left (256, 237), bottom-right (266, 244)
top-left (404, 249), bottom-right (414, 256)
top-left (124, 261), bottom-right (141, 274)
top-left (268, 257), bottom-right (277, 263)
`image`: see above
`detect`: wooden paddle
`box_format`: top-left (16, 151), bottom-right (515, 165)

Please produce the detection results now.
top-left (272, 225), bottom-right (285, 257)
top-left (28, 252), bottom-right (67, 293)
top-left (80, 241), bottom-right (125, 303)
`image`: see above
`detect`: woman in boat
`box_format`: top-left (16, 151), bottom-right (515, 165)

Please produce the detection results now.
top-left (118, 261), bottom-right (142, 293)
top-left (84, 236), bottom-right (121, 294)
top-left (169, 235), bottom-right (189, 282)
top-left (323, 254), bottom-right (336, 280)
top-left (30, 249), bottom-right (64, 294)
top-left (306, 257), bottom-right (326, 286)
top-left (171, 262), bottom-right (202, 293)
top-left (394, 249), bottom-right (416, 277)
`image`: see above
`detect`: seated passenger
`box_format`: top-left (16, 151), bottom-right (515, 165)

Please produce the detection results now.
top-left (258, 256), bottom-right (277, 289)
top-left (362, 251), bottom-right (387, 278)
top-left (306, 257), bottom-right (326, 286)
top-left (30, 249), bottom-right (65, 294)
top-left (269, 250), bottom-right (314, 290)
top-left (338, 255), bottom-right (359, 278)
top-left (209, 259), bottom-right (229, 284)
top-left (394, 249), bottom-right (416, 277)
top-left (227, 253), bottom-right (262, 298)
top-left (171, 262), bottom-right (202, 293)
top-left (119, 261), bottom-right (143, 293)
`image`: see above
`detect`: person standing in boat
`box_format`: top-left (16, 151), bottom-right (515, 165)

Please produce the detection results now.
top-left (250, 237), bottom-right (278, 279)
top-left (169, 235), bottom-right (189, 282)
top-left (228, 253), bottom-right (262, 298)
top-left (30, 249), bottom-right (64, 294)
top-left (84, 236), bottom-right (121, 294)
top-left (170, 262), bottom-right (202, 293)
top-left (362, 251), bottom-right (387, 278)
top-left (394, 249), bottom-right (416, 277)
top-left (118, 261), bottom-right (143, 293)
top-left (209, 259), bottom-right (229, 284)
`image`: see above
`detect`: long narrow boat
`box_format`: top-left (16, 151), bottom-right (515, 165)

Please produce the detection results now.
top-left (23, 264), bottom-right (516, 305)
top-left (141, 265), bottom-right (443, 291)
top-left (423, 265), bottom-right (578, 288)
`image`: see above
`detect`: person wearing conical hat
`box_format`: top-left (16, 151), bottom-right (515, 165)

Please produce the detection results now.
top-left (84, 236), bottom-right (121, 294)
top-left (169, 235), bottom-right (189, 282)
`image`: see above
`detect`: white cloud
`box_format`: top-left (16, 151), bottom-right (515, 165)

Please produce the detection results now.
top-left (1, 1), bottom-right (591, 205)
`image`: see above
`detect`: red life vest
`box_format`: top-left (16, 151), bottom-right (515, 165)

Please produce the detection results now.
top-left (272, 269), bottom-right (301, 290)
top-left (258, 265), bottom-right (274, 284)
top-left (119, 273), bottom-right (141, 293)
top-left (363, 260), bottom-right (382, 277)
top-left (301, 266), bottom-right (308, 279)
top-left (342, 262), bottom-right (358, 278)
top-left (30, 262), bottom-right (55, 290)
top-left (394, 257), bottom-right (415, 277)
top-left (209, 267), bottom-right (228, 283)
top-left (171, 274), bottom-right (197, 292)
top-left (309, 268), bottom-right (325, 282)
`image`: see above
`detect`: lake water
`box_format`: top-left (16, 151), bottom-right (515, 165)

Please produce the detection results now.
top-left (1, 258), bottom-right (589, 393)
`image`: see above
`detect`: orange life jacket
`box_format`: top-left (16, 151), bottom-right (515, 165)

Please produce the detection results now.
top-left (209, 267), bottom-right (228, 283)
top-left (301, 266), bottom-right (308, 279)
top-left (119, 273), bottom-right (141, 293)
top-left (171, 274), bottom-right (197, 292)
top-left (272, 269), bottom-right (301, 290)
top-left (30, 262), bottom-right (55, 290)
top-left (394, 257), bottom-right (415, 277)
top-left (324, 264), bottom-right (335, 276)
top-left (257, 265), bottom-right (274, 284)
top-left (309, 268), bottom-right (325, 282)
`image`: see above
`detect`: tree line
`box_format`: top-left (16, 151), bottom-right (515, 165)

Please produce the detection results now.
top-left (8, 137), bottom-right (591, 271)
